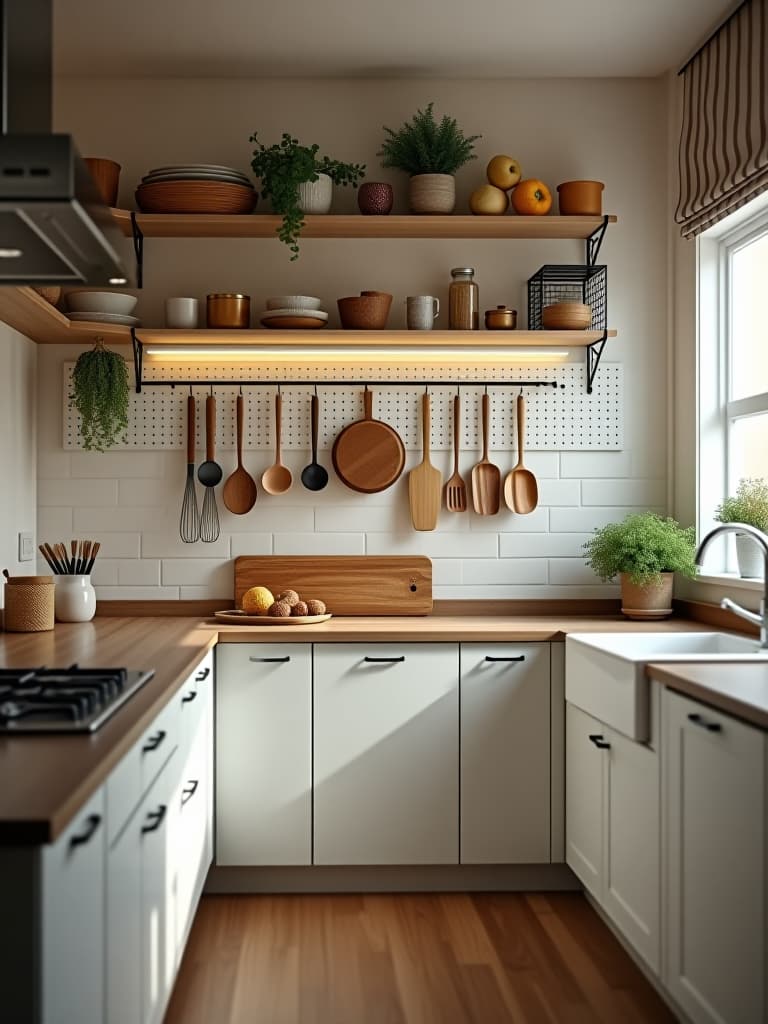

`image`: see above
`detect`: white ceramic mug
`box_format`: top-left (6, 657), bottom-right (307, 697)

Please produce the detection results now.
top-left (165, 297), bottom-right (198, 329)
top-left (406, 295), bottom-right (440, 330)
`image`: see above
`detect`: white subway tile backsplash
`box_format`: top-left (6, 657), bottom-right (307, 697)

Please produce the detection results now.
top-left (74, 507), bottom-right (166, 532)
top-left (162, 559), bottom-right (234, 590)
top-left (229, 534), bottom-right (273, 557)
top-left (180, 585), bottom-right (232, 600)
top-left (560, 452), bottom-right (632, 478)
top-left (462, 559), bottom-right (548, 585)
top-left (520, 453), bottom-right (560, 478)
top-left (469, 508), bottom-right (549, 532)
top-left (431, 559), bottom-right (463, 586)
top-left (38, 452), bottom-right (70, 478)
top-left (117, 560), bottom-right (161, 586)
top-left (89, 559), bottom-right (119, 586)
top-left (94, 586), bottom-right (180, 601)
top-left (142, 533), bottom-right (230, 558)
top-left (366, 534), bottom-right (498, 558)
top-left (581, 478), bottom-right (666, 507)
top-left (314, 504), bottom-right (469, 534)
top-left (537, 480), bottom-right (582, 506)
top-left (69, 452), bottom-right (165, 478)
top-left (550, 506), bottom-right (665, 532)
top-left (548, 558), bottom-right (604, 585)
top-left (117, 478), bottom-right (176, 507)
top-left (273, 533), bottom-right (366, 555)
top-left (91, 533), bottom-right (141, 559)
top-left (222, 507), bottom-right (314, 532)
top-left (37, 506), bottom-right (73, 538)
top-left (500, 533), bottom-right (593, 558)
top-left (433, 584), bottom-right (620, 600)
top-left (39, 478), bottom-right (118, 507)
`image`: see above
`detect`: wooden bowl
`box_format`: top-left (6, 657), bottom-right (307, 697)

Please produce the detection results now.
top-left (337, 292), bottom-right (393, 330)
top-left (541, 302), bottom-right (592, 330)
top-left (135, 180), bottom-right (256, 214)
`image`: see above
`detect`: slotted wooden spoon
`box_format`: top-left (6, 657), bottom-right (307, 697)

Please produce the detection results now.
top-left (408, 392), bottom-right (442, 531)
top-left (504, 393), bottom-right (539, 514)
top-left (223, 394), bottom-right (258, 514)
top-left (445, 394), bottom-right (467, 512)
top-left (471, 392), bottom-right (500, 515)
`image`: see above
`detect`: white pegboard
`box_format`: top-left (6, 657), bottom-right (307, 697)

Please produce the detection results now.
top-left (63, 362), bottom-right (623, 451)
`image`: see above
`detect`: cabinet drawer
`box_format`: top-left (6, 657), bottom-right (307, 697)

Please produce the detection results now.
top-left (140, 692), bottom-right (180, 796)
top-left (178, 650), bottom-right (213, 761)
top-left (106, 740), bottom-right (142, 847)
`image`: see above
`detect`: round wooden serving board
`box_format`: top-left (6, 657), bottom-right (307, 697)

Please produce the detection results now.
top-left (214, 610), bottom-right (332, 626)
top-left (332, 389), bottom-right (405, 493)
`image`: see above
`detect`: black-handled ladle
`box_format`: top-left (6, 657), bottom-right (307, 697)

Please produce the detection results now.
top-left (301, 392), bottom-right (329, 491)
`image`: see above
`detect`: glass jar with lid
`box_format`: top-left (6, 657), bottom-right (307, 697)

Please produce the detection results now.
top-left (448, 268), bottom-right (479, 330)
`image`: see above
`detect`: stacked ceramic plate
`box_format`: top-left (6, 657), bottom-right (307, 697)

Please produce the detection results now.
top-left (65, 291), bottom-right (139, 327)
top-left (136, 164), bottom-right (256, 214)
top-left (259, 295), bottom-right (328, 329)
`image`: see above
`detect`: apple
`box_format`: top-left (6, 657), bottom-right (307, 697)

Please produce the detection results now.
top-left (486, 155), bottom-right (522, 190)
top-left (469, 184), bottom-right (509, 215)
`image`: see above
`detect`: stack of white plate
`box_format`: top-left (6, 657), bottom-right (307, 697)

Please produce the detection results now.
top-left (65, 291), bottom-right (139, 327)
top-left (141, 164), bottom-right (253, 186)
top-left (259, 295), bottom-right (328, 330)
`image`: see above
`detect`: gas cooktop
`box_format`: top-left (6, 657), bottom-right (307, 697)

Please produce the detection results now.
top-left (0, 666), bottom-right (155, 734)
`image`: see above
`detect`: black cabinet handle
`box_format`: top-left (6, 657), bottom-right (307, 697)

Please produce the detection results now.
top-left (484, 655), bottom-right (526, 663)
top-left (142, 805), bottom-right (167, 834)
top-left (364, 656), bottom-right (405, 663)
top-left (249, 656), bottom-right (291, 663)
top-left (181, 780), bottom-right (199, 805)
top-left (688, 712), bottom-right (722, 733)
top-left (142, 729), bottom-right (166, 753)
top-left (588, 734), bottom-right (611, 749)
top-left (182, 690), bottom-right (198, 703)
top-left (69, 813), bottom-right (101, 849)
top-left (195, 666), bottom-right (211, 682)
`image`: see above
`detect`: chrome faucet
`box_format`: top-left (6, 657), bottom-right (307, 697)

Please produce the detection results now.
top-left (695, 523), bottom-right (768, 648)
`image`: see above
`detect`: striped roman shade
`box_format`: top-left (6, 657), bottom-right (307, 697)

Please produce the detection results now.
top-left (676, 0), bottom-right (768, 238)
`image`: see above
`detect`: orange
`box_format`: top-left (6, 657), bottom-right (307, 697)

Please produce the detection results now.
top-left (511, 179), bottom-right (552, 216)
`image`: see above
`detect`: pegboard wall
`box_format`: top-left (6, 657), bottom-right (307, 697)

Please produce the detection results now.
top-left (63, 362), bottom-right (623, 452)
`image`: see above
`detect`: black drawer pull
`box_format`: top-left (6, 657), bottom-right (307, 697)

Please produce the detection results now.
top-left (484, 655), bottom-right (526, 663)
top-left (142, 805), bottom-right (167, 834)
top-left (182, 690), bottom-right (198, 703)
top-left (142, 729), bottom-right (166, 753)
top-left (588, 734), bottom-right (611, 749)
top-left (195, 666), bottom-right (211, 682)
top-left (249, 656), bottom-right (291, 663)
top-left (181, 780), bottom-right (199, 805)
top-left (688, 713), bottom-right (722, 733)
top-left (364, 656), bottom-right (405, 663)
top-left (69, 813), bottom-right (102, 849)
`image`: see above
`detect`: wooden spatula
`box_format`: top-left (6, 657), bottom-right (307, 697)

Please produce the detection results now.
top-left (408, 392), bottom-right (442, 531)
top-left (471, 392), bottom-right (500, 515)
top-left (445, 394), bottom-right (467, 512)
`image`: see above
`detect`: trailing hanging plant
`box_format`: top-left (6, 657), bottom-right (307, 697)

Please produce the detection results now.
top-left (378, 102), bottom-right (481, 176)
top-left (70, 340), bottom-right (129, 451)
top-left (249, 132), bottom-right (365, 259)
top-left (583, 512), bottom-right (698, 586)
top-left (715, 478), bottom-right (768, 532)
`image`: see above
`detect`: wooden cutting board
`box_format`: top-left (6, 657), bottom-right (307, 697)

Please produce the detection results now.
top-left (234, 556), bottom-right (432, 616)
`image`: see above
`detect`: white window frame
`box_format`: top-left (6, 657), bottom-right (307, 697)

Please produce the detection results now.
top-left (697, 195), bottom-right (768, 589)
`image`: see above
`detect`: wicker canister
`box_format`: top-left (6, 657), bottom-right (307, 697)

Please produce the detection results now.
top-left (4, 575), bottom-right (55, 632)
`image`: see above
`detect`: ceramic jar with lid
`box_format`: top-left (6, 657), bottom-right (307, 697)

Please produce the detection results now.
top-left (448, 268), bottom-right (479, 330)
top-left (206, 293), bottom-right (250, 329)
top-left (484, 305), bottom-right (518, 330)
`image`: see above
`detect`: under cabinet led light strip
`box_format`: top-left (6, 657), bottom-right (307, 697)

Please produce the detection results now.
top-left (142, 346), bottom-right (571, 363)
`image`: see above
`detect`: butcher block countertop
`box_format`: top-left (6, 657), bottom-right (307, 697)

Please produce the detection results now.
top-left (0, 613), bottom-right (757, 844)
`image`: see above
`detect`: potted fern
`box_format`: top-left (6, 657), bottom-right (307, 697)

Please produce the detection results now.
top-left (378, 103), bottom-right (481, 214)
top-left (583, 512), bottom-right (697, 619)
top-left (249, 132), bottom-right (365, 259)
top-left (715, 478), bottom-right (768, 578)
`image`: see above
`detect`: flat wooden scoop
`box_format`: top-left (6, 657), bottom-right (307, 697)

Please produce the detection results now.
top-left (471, 392), bottom-right (500, 515)
top-left (409, 392), bottom-right (442, 531)
top-left (223, 394), bottom-right (257, 513)
top-left (504, 393), bottom-right (538, 514)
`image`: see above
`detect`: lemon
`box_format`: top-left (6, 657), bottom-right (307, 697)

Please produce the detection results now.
top-left (242, 586), bottom-right (275, 615)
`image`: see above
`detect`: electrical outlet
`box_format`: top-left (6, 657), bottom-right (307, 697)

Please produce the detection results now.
top-left (18, 532), bottom-right (34, 562)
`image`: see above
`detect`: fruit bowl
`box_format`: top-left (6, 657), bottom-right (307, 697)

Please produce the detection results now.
top-left (541, 302), bottom-right (592, 330)
top-left (215, 610), bottom-right (332, 626)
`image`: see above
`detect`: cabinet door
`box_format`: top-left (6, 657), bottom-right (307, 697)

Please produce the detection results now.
top-left (41, 787), bottom-right (105, 1024)
top-left (603, 725), bottom-right (659, 973)
top-left (460, 642), bottom-right (550, 863)
top-left (106, 792), bottom-right (142, 1024)
top-left (216, 644), bottom-right (312, 866)
top-left (565, 702), bottom-right (604, 896)
top-left (314, 643), bottom-right (459, 865)
top-left (663, 689), bottom-right (766, 1024)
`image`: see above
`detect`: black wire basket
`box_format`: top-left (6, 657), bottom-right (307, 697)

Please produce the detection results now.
top-left (527, 264), bottom-right (607, 330)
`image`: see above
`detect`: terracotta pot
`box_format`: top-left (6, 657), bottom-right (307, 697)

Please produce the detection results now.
top-left (84, 157), bottom-right (121, 207)
top-left (735, 534), bottom-right (764, 578)
top-left (298, 173), bottom-right (333, 214)
top-left (358, 182), bottom-right (394, 215)
top-left (620, 572), bottom-right (674, 620)
top-left (409, 173), bottom-right (455, 214)
top-left (557, 180), bottom-right (604, 216)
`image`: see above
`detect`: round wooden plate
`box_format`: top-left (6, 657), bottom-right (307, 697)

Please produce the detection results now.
top-left (332, 389), bottom-right (405, 493)
top-left (215, 610), bottom-right (332, 625)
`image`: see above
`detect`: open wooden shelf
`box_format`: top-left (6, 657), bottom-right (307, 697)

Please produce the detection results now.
top-left (0, 287), bottom-right (132, 345)
top-left (139, 328), bottom-right (616, 348)
top-left (111, 209), bottom-right (617, 241)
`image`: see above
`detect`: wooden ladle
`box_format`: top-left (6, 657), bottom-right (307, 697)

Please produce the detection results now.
top-left (504, 393), bottom-right (539, 514)
top-left (223, 394), bottom-right (257, 514)
top-left (261, 392), bottom-right (293, 495)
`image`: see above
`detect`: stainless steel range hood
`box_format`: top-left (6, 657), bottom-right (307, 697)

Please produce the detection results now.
top-left (0, 0), bottom-right (131, 285)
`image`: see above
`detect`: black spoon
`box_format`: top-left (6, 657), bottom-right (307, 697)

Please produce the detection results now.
top-left (301, 393), bottom-right (329, 491)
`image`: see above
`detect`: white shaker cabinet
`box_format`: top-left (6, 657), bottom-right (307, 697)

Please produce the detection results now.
top-left (663, 689), bottom-right (767, 1024)
top-left (565, 702), bottom-right (604, 895)
top-left (460, 643), bottom-right (550, 863)
top-left (313, 643), bottom-right (459, 865)
top-left (216, 644), bottom-right (312, 866)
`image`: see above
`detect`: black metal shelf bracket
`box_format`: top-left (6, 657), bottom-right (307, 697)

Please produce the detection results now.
top-left (130, 328), bottom-right (144, 393)
top-left (586, 330), bottom-right (609, 394)
top-left (586, 215), bottom-right (609, 266)
top-left (130, 212), bottom-right (144, 289)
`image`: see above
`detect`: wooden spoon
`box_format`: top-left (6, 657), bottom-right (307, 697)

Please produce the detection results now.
top-left (445, 394), bottom-right (467, 512)
top-left (471, 392), bottom-right (500, 515)
top-left (223, 394), bottom-right (258, 514)
top-left (408, 392), bottom-right (442, 531)
top-left (504, 393), bottom-right (539, 514)
top-left (261, 392), bottom-right (293, 495)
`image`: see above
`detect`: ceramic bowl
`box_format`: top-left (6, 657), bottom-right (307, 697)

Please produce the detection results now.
top-left (265, 295), bottom-right (323, 311)
top-left (65, 291), bottom-right (138, 315)
top-left (337, 292), bottom-right (393, 330)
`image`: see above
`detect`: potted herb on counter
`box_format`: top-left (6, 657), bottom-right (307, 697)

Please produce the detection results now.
top-left (583, 512), bottom-right (697, 619)
top-left (249, 132), bottom-right (365, 259)
top-left (378, 102), bottom-right (481, 214)
top-left (70, 339), bottom-right (129, 451)
top-left (715, 478), bottom-right (768, 578)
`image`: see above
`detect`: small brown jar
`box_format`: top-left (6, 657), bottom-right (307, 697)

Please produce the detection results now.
top-left (206, 293), bottom-right (250, 329)
top-left (485, 305), bottom-right (518, 330)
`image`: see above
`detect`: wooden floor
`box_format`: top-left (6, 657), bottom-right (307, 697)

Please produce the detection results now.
top-left (164, 892), bottom-right (677, 1023)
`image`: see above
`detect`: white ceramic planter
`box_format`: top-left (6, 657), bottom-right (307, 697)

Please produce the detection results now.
top-left (298, 173), bottom-right (333, 214)
top-left (55, 574), bottom-right (97, 622)
top-left (735, 533), bottom-right (764, 578)
top-left (408, 173), bottom-right (456, 214)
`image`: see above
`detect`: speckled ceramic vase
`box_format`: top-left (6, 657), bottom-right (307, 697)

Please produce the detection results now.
top-left (298, 173), bottom-right (333, 214)
top-left (358, 182), bottom-right (394, 215)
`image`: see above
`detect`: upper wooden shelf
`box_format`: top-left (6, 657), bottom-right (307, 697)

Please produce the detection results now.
top-left (0, 287), bottom-right (131, 345)
top-left (139, 328), bottom-right (616, 348)
top-left (111, 209), bottom-right (617, 241)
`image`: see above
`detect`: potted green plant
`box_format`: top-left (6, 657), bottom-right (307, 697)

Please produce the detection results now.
top-left (583, 512), bottom-right (697, 619)
top-left (715, 478), bottom-right (768, 578)
top-left (249, 132), bottom-right (365, 259)
top-left (378, 102), bottom-right (481, 214)
top-left (70, 339), bottom-right (129, 451)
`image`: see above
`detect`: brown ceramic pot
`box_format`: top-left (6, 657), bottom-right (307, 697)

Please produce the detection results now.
top-left (337, 291), bottom-right (393, 329)
top-left (358, 182), bottom-right (394, 215)
top-left (620, 572), bottom-right (674, 620)
top-left (556, 180), bottom-right (604, 216)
